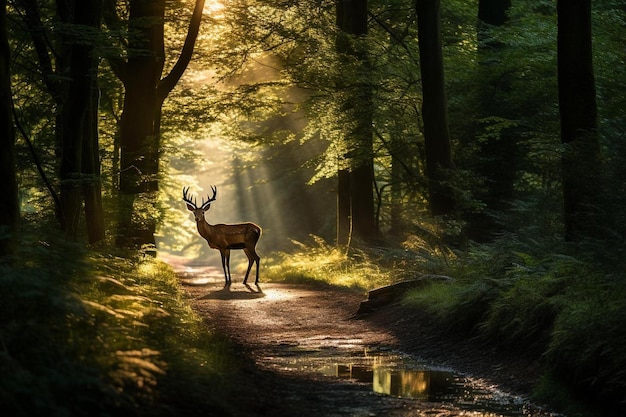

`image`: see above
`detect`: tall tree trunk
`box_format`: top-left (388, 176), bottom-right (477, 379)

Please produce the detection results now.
top-left (116, 0), bottom-right (165, 248)
top-left (114, 0), bottom-right (205, 248)
top-left (415, 0), bottom-right (457, 216)
top-left (58, 0), bottom-right (84, 238)
top-left (464, 0), bottom-right (513, 242)
top-left (59, 0), bottom-right (104, 241)
top-left (0, 0), bottom-right (19, 260)
top-left (337, 169), bottom-right (351, 245)
top-left (389, 136), bottom-right (403, 236)
top-left (557, 0), bottom-right (601, 241)
top-left (81, 0), bottom-right (105, 244)
top-left (336, 0), bottom-right (377, 246)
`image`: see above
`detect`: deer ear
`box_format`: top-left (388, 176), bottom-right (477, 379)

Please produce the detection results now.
top-left (186, 203), bottom-right (195, 211)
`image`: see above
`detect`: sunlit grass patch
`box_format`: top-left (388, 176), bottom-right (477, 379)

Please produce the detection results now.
top-left (81, 255), bottom-right (234, 399)
top-left (266, 236), bottom-right (400, 291)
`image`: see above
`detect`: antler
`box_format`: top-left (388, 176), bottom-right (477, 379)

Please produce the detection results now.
top-left (200, 185), bottom-right (217, 209)
top-left (183, 186), bottom-right (217, 210)
top-left (182, 186), bottom-right (198, 209)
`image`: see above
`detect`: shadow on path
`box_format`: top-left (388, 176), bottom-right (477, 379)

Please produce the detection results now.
top-left (196, 283), bottom-right (265, 301)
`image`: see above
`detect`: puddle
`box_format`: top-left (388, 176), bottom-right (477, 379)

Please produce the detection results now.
top-left (274, 350), bottom-right (561, 417)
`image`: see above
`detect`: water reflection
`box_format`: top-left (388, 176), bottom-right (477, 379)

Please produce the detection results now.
top-left (374, 368), bottom-right (454, 400)
top-left (320, 363), bottom-right (456, 401)
top-left (302, 354), bottom-right (559, 416)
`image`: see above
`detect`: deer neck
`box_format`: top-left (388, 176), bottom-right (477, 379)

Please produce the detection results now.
top-left (196, 218), bottom-right (215, 241)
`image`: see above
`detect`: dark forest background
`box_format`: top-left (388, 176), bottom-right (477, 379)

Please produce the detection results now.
top-left (1, 1), bottom-right (625, 416)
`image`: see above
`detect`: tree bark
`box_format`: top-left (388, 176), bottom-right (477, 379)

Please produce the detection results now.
top-left (0, 0), bottom-right (19, 260)
top-left (557, 0), bottom-right (601, 241)
top-left (415, 0), bottom-right (457, 216)
top-left (59, 0), bottom-right (104, 240)
top-left (115, 0), bottom-right (205, 248)
top-left (18, 0), bottom-right (104, 242)
top-left (335, 0), bottom-right (377, 246)
top-left (115, 0), bottom-right (165, 247)
top-left (81, 0), bottom-right (106, 244)
top-left (337, 169), bottom-right (351, 246)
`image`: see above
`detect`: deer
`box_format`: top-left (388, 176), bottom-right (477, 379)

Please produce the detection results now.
top-left (183, 186), bottom-right (262, 285)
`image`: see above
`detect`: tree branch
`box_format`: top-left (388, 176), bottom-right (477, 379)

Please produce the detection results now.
top-left (102, 0), bottom-right (128, 84)
top-left (14, 0), bottom-right (62, 101)
top-left (158, 0), bottom-right (205, 101)
top-left (11, 99), bottom-right (61, 214)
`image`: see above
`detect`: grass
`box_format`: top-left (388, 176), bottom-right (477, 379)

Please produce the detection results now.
top-left (3, 229), bottom-right (623, 416)
top-left (266, 236), bottom-right (392, 290)
top-left (266, 235), bottom-right (454, 291)
top-left (400, 235), bottom-right (626, 416)
top-left (267, 233), bottom-right (625, 416)
top-left (0, 238), bottom-right (237, 417)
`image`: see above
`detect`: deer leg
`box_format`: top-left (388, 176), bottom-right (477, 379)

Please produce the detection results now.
top-left (225, 249), bottom-right (233, 283)
top-left (220, 250), bottom-right (230, 284)
top-left (243, 250), bottom-right (253, 285)
top-left (244, 248), bottom-right (260, 285)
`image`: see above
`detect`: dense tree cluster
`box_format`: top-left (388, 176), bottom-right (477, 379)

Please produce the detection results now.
top-left (2, 0), bottom-right (623, 254)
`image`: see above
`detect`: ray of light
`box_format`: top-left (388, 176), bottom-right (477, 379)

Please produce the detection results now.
top-left (203, 0), bottom-right (225, 18)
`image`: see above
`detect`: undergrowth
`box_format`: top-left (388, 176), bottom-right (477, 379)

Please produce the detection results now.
top-left (402, 235), bottom-right (626, 416)
top-left (266, 235), bottom-right (454, 291)
top-left (0, 238), bottom-right (236, 417)
top-left (268, 233), bottom-right (625, 416)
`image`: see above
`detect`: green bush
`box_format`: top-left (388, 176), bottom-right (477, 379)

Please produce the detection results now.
top-left (543, 276), bottom-right (626, 412)
top-left (0, 241), bottom-right (234, 416)
top-left (402, 234), bottom-right (626, 414)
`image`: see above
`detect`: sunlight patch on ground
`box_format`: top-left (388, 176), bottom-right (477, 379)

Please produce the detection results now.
top-left (260, 288), bottom-right (297, 302)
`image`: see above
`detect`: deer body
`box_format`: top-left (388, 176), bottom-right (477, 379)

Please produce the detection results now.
top-left (184, 186), bottom-right (261, 285)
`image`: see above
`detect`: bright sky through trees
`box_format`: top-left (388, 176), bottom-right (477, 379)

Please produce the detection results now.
top-left (204, 0), bottom-right (224, 17)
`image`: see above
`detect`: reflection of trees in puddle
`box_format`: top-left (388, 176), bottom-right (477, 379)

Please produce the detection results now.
top-left (373, 368), bottom-right (454, 400)
top-left (314, 357), bottom-right (553, 416)
top-left (321, 362), bottom-right (454, 401)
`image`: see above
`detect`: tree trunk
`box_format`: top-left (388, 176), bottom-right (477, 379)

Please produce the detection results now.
top-left (335, 0), bottom-right (377, 246)
top-left (0, 0), bottom-right (19, 260)
top-left (337, 169), bottom-right (351, 245)
top-left (389, 137), bottom-right (403, 236)
top-left (58, 1), bottom-right (86, 238)
top-left (557, 0), bottom-right (601, 241)
top-left (116, 0), bottom-right (165, 248)
top-left (115, 0), bottom-right (205, 248)
top-left (81, 0), bottom-right (105, 244)
top-left (59, 0), bottom-right (104, 242)
top-left (415, 0), bottom-right (457, 216)
top-left (464, 0), bottom-right (513, 242)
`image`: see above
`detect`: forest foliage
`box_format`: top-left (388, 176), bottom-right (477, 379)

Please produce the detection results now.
top-left (1, 0), bottom-right (625, 415)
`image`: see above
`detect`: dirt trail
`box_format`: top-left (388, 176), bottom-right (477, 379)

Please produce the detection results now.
top-left (173, 262), bottom-right (548, 417)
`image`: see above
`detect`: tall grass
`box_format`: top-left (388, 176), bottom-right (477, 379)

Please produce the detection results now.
top-left (402, 234), bottom-right (626, 416)
top-left (266, 236), bottom-right (392, 290)
top-left (0, 238), bottom-right (235, 416)
top-left (266, 235), bottom-right (455, 291)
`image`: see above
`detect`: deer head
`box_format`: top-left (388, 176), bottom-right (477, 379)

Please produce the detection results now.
top-left (183, 186), bottom-right (217, 222)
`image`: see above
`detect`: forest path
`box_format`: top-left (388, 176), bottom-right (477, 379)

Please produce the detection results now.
top-left (171, 261), bottom-right (555, 417)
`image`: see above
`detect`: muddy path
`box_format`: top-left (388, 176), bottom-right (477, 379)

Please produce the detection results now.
top-left (175, 263), bottom-right (557, 417)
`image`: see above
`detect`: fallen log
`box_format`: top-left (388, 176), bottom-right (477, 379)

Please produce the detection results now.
top-left (355, 275), bottom-right (454, 317)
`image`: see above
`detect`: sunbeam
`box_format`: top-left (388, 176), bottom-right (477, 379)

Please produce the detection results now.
top-left (158, 41), bottom-right (335, 275)
top-left (203, 0), bottom-right (224, 18)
